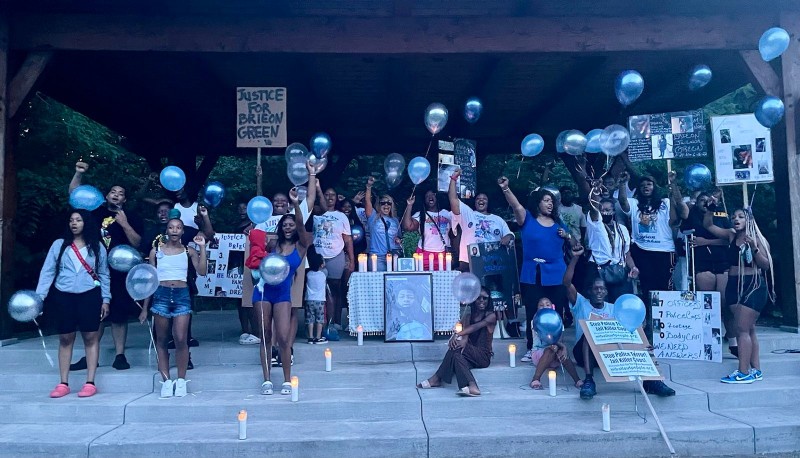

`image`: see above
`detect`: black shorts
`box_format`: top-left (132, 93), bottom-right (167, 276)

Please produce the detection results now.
top-left (726, 274), bottom-right (768, 312)
top-left (50, 288), bottom-right (102, 334)
top-left (107, 270), bottom-right (141, 324)
top-left (694, 256), bottom-right (729, 275)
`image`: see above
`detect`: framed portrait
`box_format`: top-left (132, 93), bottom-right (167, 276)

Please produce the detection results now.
top-left (384, 273), bottom-right (434, 342)
top-left (397, 258), bottom-right (416, 272)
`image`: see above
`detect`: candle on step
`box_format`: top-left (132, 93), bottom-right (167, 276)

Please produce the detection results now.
top-left (445, 253), bottom-right (452, 271)
top-left (508, 344), bottom-right (516, 368)
top-left (324, 348), bottom-right (332, 372)
top-left (602, 404), bottom-right (611, 432)
top-left (386, 254), bottom-right (393, 272)
top-left (370, 254), bottom-right (378, 272)
top-left (238, 409), bottom-right (247, 440)
top-left (291, 376), bottom-right (299, 402)
top-left (548, 370), bottom-right (557, 397)
top-left (428, 253), bottom-right (434, 271)
top-left (357, 325), bottom-right (364, 346)
top-left (358, 254), bottom-right (368, 272)
top-left (437, 252), bottom-right (444, 271)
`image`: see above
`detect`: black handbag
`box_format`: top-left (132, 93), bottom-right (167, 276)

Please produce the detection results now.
top-left (592, 220), bottom-right (628, 285)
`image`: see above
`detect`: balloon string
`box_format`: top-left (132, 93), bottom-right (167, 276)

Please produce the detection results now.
top-left (33, 318), bottom-right (54, 368)
top-left (424, 135), bottom-right (435, 160)
top-left (517, 156), bottom-right (525, 179)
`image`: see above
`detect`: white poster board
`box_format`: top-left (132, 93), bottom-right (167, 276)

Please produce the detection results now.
top-left (236, 87), bottom-right (287, 148)
top-left (196, 234), bottom-right (246, 298)
top-left (598, 350), bottom-right (661, 377)
top-left (586, 320), bottom-right (644, 345)
top-left (651, 290), bottom-right (722, 362)
top-left (711, 114), bottom-right (774, 184)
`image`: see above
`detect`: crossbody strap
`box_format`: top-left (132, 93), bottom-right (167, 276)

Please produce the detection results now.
top-left (70, 243), bottom-right (100, 284)
top-left (379, 215), bottom-right (393, 252)
top-left (425, 211), bottom-right (448, 248)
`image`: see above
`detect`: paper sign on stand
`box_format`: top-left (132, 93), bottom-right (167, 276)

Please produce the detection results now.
top-left (651, 290), bottom-right (722, 362)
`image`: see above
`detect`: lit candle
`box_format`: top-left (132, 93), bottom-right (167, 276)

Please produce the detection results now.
top-left (357, 325), bottom-right (364, 346)
top-left (455, 321), bottom-right (463, 334)
top-left (370, 254), bottom-right (378, 272)
top-left (602, 404), bottom-right (611, 432)
top-left (290, 376), bottom-right (299, 402)
top-left (238, 409), bottom-right (247, 440)
top-left (428, 253), bottom-right (434, 271)
top-left (509, 344), bottom-right (516, 368)
top-left (358, 253), bottom-right (368, 272)
top-left (386, 254), bottom-right (393, 272)
top-left (445, 253), bottom-right (452, 271)
top-left (415, 254), bottom-right (423, 271)
top-left (437, 252), bottom-right (444, 271)
top-left (548, 370), bottom-right (557, 397)
top-left (324, 348), bottom-right (332, 372)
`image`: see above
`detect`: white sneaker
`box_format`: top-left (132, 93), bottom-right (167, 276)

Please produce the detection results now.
top-left (239, 333), bottom-right (261, 345)
top-left (174, 378), bottom-right (188, 397)
top-left (520, 350), bottom-right (533, 362)
top-left (160, 379), bottom-right (174, 398)
top-left (261, 381), bottom-right (273, 395)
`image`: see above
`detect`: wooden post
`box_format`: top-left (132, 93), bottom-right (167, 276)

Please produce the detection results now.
top-left (256, 148), bottom-right (262, 197)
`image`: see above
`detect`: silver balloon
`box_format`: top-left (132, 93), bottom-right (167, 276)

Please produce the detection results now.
top-left (386, 170), bottom-right (403, 189)
top-left (295, 186), bottom-right (308, 202)
top-left (310, 133), bottom-right (332, 158)
top-left (287, 161), bottom-right (309, 186)
top-left (125, 264), bottom-right (159, 301)
top-left (424, 103), bottom-right (449, 135)
top-left (451, 272), bottom-right (481, 304)
top-left (8, 290), bottom-right (43, 322)
top-left (384, 153), bottom-right (406, 174)
top-left (108, 245), bottom-right (143, 272)
top-left (259, 254), bottom-right (291, 286)
top-left (688, 64), bottom-right (712, 91)
top-left (563, 130), bottom-right (587, 156)
top-left (285, 142), bottom-right (309, 164)
top-left (599, 124), bottom-right (631, 157)
top-left (464, 97), bottom-right (483, 124)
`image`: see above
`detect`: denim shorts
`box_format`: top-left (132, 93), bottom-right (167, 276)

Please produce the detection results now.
top-left (150, 286), bottom-right (192, 318)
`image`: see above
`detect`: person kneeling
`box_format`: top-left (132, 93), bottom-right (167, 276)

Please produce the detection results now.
top-left (417, 287), bottom-right (496, 396)
top-left (529, 297), bottom-right (582, 390)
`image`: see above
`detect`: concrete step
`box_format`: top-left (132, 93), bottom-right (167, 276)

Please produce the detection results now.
top-left (672, 374), bottom-right (800, 410)
top-left (0, 364), bottom-right (157, 393)
top-left (667, 353), bottom-right (800, 379)
top-left (0, 424), bottom-right (119, 458)
top-left (714, 408), bottom-right (800, 455)
top-left (0, 392), bottom-right (145, 424)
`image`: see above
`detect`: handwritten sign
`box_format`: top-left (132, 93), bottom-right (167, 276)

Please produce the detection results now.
top-left (236, 87), bottom-right (287, 148)
top-left (586, 320), bottom-right (644, 345)
top-left (651, 291), bottom-right (722, 362)
top-left (196, 233), bottom-right (246, 298)
top-left (628, 110), bottom-right (707, 162)
top-left (599, 350), bottom-right (661, 377)
top-left (437, 138), bottom-right (477, 198)
top-left (711, 114), bottom-right (774, 185)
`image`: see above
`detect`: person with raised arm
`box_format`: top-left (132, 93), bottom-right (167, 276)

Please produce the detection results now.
top-left (364, 176), bottom-right (402, 271)
top-left (403, 188), bottom-right (452, 270)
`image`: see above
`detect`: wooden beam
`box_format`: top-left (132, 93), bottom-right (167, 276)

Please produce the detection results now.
top-left (9, 13), bottom-right (775, 53)
top-left (739, 50), bottom-right (782, 96)
top-left (8, 51), bottom-right (51, 118)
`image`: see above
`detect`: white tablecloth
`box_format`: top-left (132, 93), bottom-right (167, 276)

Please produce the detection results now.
top-left (347, 271), bottom-right (461, 336)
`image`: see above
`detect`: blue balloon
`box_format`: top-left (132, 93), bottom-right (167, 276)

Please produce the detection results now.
top-left (521, 133), bottom-right (544, 157)
top-left (464, 97), bottom-right (483, 124)
top-left (759, 27), bottom-right (790, 62)
top-left (407, 157), bottom-right (431, 185)
top-left (688, 65), bottom-right (712, 91)
top-left (585, 129), bottom-right (603, 153)
top-left (533, 308), bottom-right (563, 345)
top-left (202, 181), bottom-right (226, 208)
top-left (247, 196), bottom-right (273, 225)
top-left (563, 130), bottom-right (587, 156)
top-left (684, 164), bottom-right (713, 192)
top-left (755, 96), bottom-right (785, 128)
top-left (615, 70), bottom-right (644, 107)
top-left (424, 103), bottom-right (449, 135)
top-left (310, 133), bottom-right (332, 158)
top-left (555, 130), bottom-right (569, 153)
top-left (351, 224), bottom-right (365, 244)
top-left (614, 294), bottom-right (646, 333)
top-left (159, 166), bottom-right (186, 192)
top-left (69, 185), bottom-right (105, 211)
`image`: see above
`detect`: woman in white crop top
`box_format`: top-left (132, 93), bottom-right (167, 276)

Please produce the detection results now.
top-left (140, 218), bottom-right (207, 397)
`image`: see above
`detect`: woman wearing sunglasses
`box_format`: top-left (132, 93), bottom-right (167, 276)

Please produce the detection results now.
top-left (364, 176), bottom-right (402, 271)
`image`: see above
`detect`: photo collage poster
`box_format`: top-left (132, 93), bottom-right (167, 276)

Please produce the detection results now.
top-left (195, 233), bottom-right (246, 298)
top-left (437, 138), bottom-right (477, 198)
top-left (468, 241), bottom-right (521, 322)
top-left (651, 290), bottom-right (722, 362)
top-left (628, 109), bottom-right (707, 162)
top-left (711, 114), bottom-right (774, 184)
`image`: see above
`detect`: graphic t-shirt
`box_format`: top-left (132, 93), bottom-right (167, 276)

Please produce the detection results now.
top-left (412, 210), bottom-right (452, 252)
top-left (559, 204), bottom-right (586, 240)
top-left (570, 293), bottom-right (615, 341)
top-left (254, 199), bottom-right (312, 234)
top-left (454, 202), bottom-right (512, 263)
top-left (367, 213), bottom-right (401, 255)
top-left (313, 211), bottom-right (351, 259)
top-left (621, 197), bottom-right (675, 252)
top-left (91, 206), bottom-right (144, 251)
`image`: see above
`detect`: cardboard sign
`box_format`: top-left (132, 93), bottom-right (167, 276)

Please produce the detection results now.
top-left (236, 87), bottom-right (287, 148)
top-left (651, 290), bottom-right (722, 362)
top-left (468, 241), bottom-right (520, 320)
top-left (711, 114), bottom-right (774, 184)
top-left (627, 110), bottom-right (707, 162)
top-left (599, 350), bottom-right (661, 378)
top-left (586, 320), bottom-right (644, 345)
top-left (437, 138), bottom-right (476, 198)
top-left (579, 319), bottom-right (663, 382)
top-left (196, 233), bottom-right (246, 298)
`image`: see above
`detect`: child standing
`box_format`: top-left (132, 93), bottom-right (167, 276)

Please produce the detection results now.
top-left (529, 297), bottom-right (583, 390)
top-left (305, 249), bottom-right (328, 344)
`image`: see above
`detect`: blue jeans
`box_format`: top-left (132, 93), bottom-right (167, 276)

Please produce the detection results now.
top-left (150, 286), bottom-right (192, 318)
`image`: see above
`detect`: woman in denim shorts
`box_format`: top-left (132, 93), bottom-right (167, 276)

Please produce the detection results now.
top-left (140, 218), bottom-right (208, 397)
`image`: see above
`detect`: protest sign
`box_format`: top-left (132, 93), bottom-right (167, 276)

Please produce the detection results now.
top-left (586, 320), bottom-right (644, 345)
top-left (711, 114), bottom-right (774, 185)
top-left (599, 350), bottom-right (661, 378)
top-left (437, 138), bottom-right (476, 198)
top-left (468, 241), bottom-right (520, 322)
top-left (196, 233), bottom-right (246, 298)
top-left (236, 87), bottom-right (287, 148)
top-left (651, 290), bottom-right (722, 362)
top-left (579, 318), bottom-right (663, 382)
top-left (628, 110), bottom-right (707, 162)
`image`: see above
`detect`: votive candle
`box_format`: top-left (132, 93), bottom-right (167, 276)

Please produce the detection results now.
top-left (290, 376), bottom-right (299, 402)
top-left (548, 370), bottom-right (557, 397)
top-left (509, 344), bottom-right (516, 368)
top-left (357, 325), bottom-right (364, 346)
top-left (324, 348), bottom-right (332, 372)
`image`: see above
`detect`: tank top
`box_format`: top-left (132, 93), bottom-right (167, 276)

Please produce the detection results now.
top-left (157, 249), bottom-right (189, 281)
top-left (467, 312), bottom-right (494, 355)
top-left (727, 242), bottom-right (754, 268)
top-left (261, 248), bottom-right (302, 291)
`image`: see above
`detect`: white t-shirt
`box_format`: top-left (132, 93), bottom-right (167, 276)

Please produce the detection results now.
top-left (254, 200), bottom-right (311, 234)
top-left (585, 213), bottom-right (631, 265)
top-left (313, 211), bottom-right (352, 259)
top-left (305, 270), bottom-right (327, 302)
top-left (174, 202), bottom-right (199, 229)
top-left (454, 201), bottom-right (512, 263)
top-left (620, 197), bottom-right (675, 252)
top-left (559, 204), bottom-right (586, 240)
top-left (570, 293), bottom-right (615, 341)
top-left (412, 210), bottom-right (452, 252)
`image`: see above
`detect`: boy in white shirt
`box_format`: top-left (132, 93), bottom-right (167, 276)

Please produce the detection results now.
top-left (304, 249), bottom-right (328, 344)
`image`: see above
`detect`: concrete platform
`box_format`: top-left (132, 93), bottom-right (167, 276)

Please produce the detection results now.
top-left (0, 310), bottom-right (799, 457)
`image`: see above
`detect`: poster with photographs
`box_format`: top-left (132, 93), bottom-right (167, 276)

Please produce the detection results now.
top-left (711, 114), bottom-right (774, 184)
top-left (384, 274), bottom-right (434, 342)
top-left (627, 110), bottom-right (707, 162)
top-left (468, 241), bottom-right (521, 322)
top-left (437, 138), bottom-right (476, 198)
top-left (651, 290), bottom-right (722, 363)
top-left (195, 233), bottom-right (246, 298)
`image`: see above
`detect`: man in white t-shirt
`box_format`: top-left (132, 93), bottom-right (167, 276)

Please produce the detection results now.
top-left (448, 168), bottom-right (513, 271)
top-left (403, 189), bottom-right (452, 270)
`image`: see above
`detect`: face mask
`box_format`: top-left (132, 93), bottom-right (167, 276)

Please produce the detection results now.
top-left (601, 214), bottom-right (614, 224)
